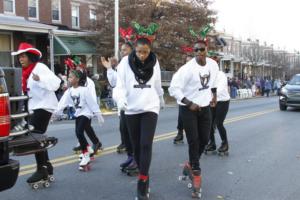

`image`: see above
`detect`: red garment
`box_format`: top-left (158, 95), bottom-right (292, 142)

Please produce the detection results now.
top-left (22, 63), bottom-right (37, 93)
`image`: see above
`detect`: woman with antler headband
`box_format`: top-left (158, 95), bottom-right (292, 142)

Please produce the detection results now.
top-left (113, 22), bottom-right (164, 200)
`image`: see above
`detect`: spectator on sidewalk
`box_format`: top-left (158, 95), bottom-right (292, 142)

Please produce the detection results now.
top-left (264, 79), bottom-right (272, 97)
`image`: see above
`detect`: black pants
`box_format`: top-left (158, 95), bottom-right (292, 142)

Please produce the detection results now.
top-left (120, 110), bottom-right (133, 156)
top-left (209, 101), bottom-right (230, 144)
top-left (85, 118), bottom-right (100, 145)
top-left (181, 106), bottom-right (211, 171)
top-left (75, 116), bottom-right (94, 151)
top-left (125, 112), bottom-right (158, 176)
top-left (30, 109), bottom-right (52, 167)
top-left (177, 107), bottom-right (184, 131)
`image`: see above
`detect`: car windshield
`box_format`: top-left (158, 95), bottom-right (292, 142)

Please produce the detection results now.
top-left (289, 75), bottom-right (300, 85)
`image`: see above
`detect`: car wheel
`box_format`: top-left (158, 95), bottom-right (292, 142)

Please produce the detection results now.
top-left (279, 103), bottom-right (287, 111)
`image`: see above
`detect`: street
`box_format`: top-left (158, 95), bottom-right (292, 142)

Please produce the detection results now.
top-left (2, 96), bottom-right (300, 200)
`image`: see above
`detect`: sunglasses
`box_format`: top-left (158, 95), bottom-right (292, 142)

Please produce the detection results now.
top-left (194, 48), bottom-right (206, 52)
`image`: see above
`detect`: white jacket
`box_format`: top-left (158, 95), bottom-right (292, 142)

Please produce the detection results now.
top-left (216, 71), bottom-right (230, 102)
top-left (113, 56), bottom-right (164, 115)
top-left (27, 62), bottom-right (61, 113)
top-left (168, 57), bottom-right (218, 107)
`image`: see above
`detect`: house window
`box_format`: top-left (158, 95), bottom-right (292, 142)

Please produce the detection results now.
top-left (28, 0), bottom-right (39, 19)
top-left (52, 0), bottom-right (61, 22)
top-left (4, 0), bottom-right (15, 14)
top-left (0, 34), bottom-right (12, 67)
top-left (89, 9), bottom-right (97, 21)
top-left (72, 4), bottom-right (80, 28)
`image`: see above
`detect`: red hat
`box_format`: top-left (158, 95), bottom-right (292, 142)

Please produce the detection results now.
top-left (11, 42), bottom-right (42, 58)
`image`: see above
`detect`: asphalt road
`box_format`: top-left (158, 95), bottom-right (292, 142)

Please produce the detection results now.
top-left (2, 96), bottom-right (300, 200)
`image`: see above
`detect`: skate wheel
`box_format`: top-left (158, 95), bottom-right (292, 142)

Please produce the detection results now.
top-left (32, 183), bottom-right (39, 190)
top-left (49, 176), bottom-right (55, 182)
top-left (187, 183), bottom-right (192, 189)
top-left (44, 181), bottom-right (50, 188)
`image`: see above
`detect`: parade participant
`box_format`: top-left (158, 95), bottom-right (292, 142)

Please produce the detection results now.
top-left (12, 42), bottom-right (61, 185)
top-left (56, 68), bottom-right (104, 171)
top-left (169, 39), bottom-right (218, 198)
top-left (68, 57), bottom-right (103, 156)
top-left (113, 21), bottom-right (164, 200)
top-left (205, 67), bottom-right (230, 155)
top-left (173, 48), bottom-right (194, 144)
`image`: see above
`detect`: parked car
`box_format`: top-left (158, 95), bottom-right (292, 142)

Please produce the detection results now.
top-left (279, 74), bottom-right (300, 111)
top-left (0, 67), bottom-right (57, 192)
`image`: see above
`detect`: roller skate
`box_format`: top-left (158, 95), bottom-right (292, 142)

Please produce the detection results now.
top-left (204, 142), bottom-right (217, 155)
top-left (79, 145), bottom-right (95, 161)
top-left (217, 141), bottom-right (229, 156)
top-left (178, 161), bottom-right (192, 181)
top-left (191, 170), bottom-right (202, 199)
top-left (78, 152), bottom-right (91, 172)
top-left (73, 143), bottom-right (81, 154)
top-left (116, 143), bottom-right (127, 154)
top-left (27, 166), bottom-right (51, 190)
top-left (135, 176), bottom-right (150, 200)
top-left (91, 142), bottom-right (103, 156)
top-left (46, 162), bottom-right (55, 182)
top-left (120, 156), bottom-right (133, 172)
top-left (125, 159), bottom-right (139, 176)
top-left (173, 130), bottom-right (184, 144)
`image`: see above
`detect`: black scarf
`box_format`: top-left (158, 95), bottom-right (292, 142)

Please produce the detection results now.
top-left (128, 51), bottom-right (156, 84)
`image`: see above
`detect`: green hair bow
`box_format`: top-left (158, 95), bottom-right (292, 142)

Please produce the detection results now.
top-left (189, 24), bottom-right (212, 39)
top-left (131, 21), bottom-right (159, 36)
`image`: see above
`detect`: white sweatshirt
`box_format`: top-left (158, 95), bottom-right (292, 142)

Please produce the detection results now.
top-left (216, 71), bottom-right (230, 102)
top-left (57, 86), bottom-right (101, 118)
top-left (86, 77), bottom-right (97, 102)
top-left (113, 55), bottom-right (164, 115)
top-left (168, 57), bottom-right (218, 107)
top-left (27, 62), bottom-right (61, 113)
top-left (107, 68), bottom-right (117, 88)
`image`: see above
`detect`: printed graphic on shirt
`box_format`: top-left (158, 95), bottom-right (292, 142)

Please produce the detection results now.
top-left (199, 72), bottom-right (210, 91)
top-left (71, 94), bottom-right (81, 109)
top-left (133, 75), bottom-right (151, 89)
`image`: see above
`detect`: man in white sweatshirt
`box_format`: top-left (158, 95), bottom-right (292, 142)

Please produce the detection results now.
top-left (168, 40), bottom-right (218, 198)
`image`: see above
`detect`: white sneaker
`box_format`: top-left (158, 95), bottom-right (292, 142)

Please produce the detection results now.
top-left (79, 152), bottom-right (90, 167)
top-left (79, 145), bottom-right (94, 161)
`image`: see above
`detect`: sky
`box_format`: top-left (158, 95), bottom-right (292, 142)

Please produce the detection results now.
top-left (211, 0), bottom-right (300, 52)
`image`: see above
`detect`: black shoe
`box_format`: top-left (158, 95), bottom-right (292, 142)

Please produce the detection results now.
top-left (26, 166), bottom-right (49, 183)
top-left (120, 156), bottom-right (133, 170)
top-left (73, 145), bottom-right (81, 152)
top-left (173, 131), bottom-right (184, 144)
top-left (137, 178), bottom-right (150, 200)
top-left (91, 142), bottom-right (102, 156)
top-left (45, 162), bottom-right (53, 175)
top-left (218, 141), bottom-right (229, 153)
top-left (205, 142), bottom-right (216, 152)
top-left (116, 143), bottom-right (126, 153)
top-left (125, 160), bottom-right (139, 176)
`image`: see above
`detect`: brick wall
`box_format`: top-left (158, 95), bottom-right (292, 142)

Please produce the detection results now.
top-left (61, 0), bottom-right (71, 28)
top-left (15, 1), bottom-right (28, 18)
top-left (39, 0), bottom-right (52, 24)
top-left (79, 3), bottom-right (90, 30)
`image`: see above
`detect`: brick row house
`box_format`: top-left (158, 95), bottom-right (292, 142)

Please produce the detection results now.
top-left (0, 0), bottom-right (101, 75)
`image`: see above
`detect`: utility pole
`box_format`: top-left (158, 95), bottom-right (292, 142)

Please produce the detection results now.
top-left (114, 0), bottom-right (119, 60)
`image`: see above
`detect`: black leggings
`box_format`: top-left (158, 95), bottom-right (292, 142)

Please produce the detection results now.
top-left (30, 109), bottom-right (52, 167)
top-left (177, 107), bottom-right (184, 131)
top-left (125, 112), bottom-right (158, 176)
top-left (120, 110), bottom-right (133, 156)
top-left (181, 106), bottom-right (211, 171)
top-left (85, 118), bottom-right (100, 145)
top-left (75, 116), bottom-right (94, 151)
top-left (209, 101), bottom-right (230, 144)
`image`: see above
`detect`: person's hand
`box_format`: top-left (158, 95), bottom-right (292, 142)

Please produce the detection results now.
top-left (96, 113), bottom-right (104, 126)
top-left (189, 103), bottom-right (201, 112)
top-left (101, 57), bottom-right (112, 69)
top-left (210, 96), bottom-right (217, 107)
top-left (117, 99), bottom-right (127, 111)
top-left (159, 96), bottom-right (165, 109)
top-left (32, 73), bottom-right (40, 81)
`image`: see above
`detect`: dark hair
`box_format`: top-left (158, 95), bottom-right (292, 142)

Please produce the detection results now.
top-left (71, 70), bottom-right (86, 86)
top-left (25, 52), bottom-right (40, 63)
top-left (124, 41), bottom-right (134, 50)
top-left (195, 40), bottom-right (207, 47)
top-left (136, 37), bottom-right (151, 47)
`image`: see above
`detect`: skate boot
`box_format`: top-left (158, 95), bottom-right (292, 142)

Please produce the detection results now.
top-left (79, 145), bottom-right (94, 161)
top-left (26, 166), bottom-right (50, 189)
top-left (204, 142), bottom-right (216, 155)
top-left (217, 141), bottom-right (229, 156)
top-left (79, 151), bottom-right (91, 172)
top-left (179, 161), bottom-right (192, 181)
top-left (116, 143), bottom-right (127, 154)
top-left (45, 161), bottom-right (55, 182)
top-left (173, 130), bottom-right (184, 144)
top-left (191, 170), bottom-right (202, 199)
top-left (91, 142), bottom-right (103, 156)
top-left (120, 156), bottom-right (133, 172)
top-left (125, 159), bottom-right (139, 176)
top-left (73, 143), bottom-right (81, 154)
top-left (135, 176), bottom-right (150, 200)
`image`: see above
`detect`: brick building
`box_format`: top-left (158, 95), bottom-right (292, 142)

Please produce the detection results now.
top-left (0, 0), bottom-right (100, 74)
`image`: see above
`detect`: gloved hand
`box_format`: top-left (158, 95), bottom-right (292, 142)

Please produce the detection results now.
top-left (96, 112), bottom-right (104, 126)
top-left (117, 99), bottom-right (127, 111)
top-left (159, 95), bottom-right (165, 109)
